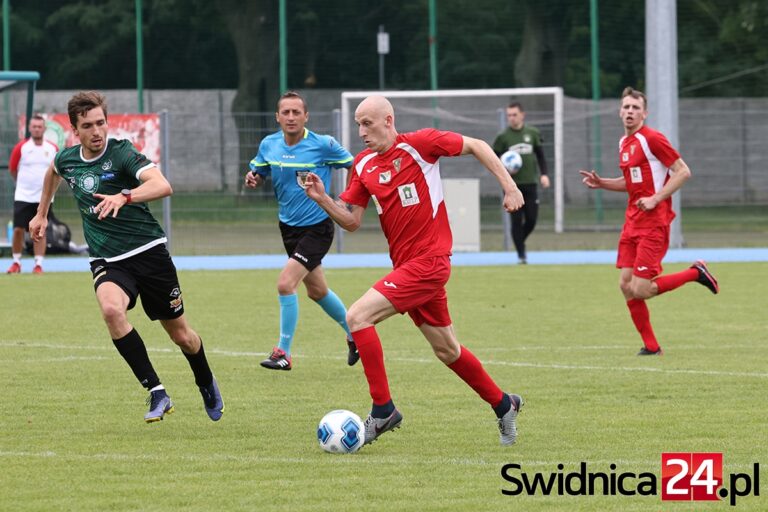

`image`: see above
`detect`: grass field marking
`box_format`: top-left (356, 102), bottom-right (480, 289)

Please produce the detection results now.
top-left (4, 341), bottom-right (767, 379)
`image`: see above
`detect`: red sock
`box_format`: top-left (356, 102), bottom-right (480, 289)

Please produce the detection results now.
top-left (626, 299), bottom-right (660, 351)
top-left (447, 345), bottom-right (504, 408)
top-left (352, 326), bottom-right (391, 406)
top-left (655, 268), bottom-right (699, 295)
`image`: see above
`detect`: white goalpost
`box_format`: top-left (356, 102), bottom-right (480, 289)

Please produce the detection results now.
top-left (340, 88), bottom-right (565, 240)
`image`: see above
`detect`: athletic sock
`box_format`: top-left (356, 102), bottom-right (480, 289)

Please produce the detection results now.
top-left (277, 294), bottom-right (299, 355)
top-left (493, 392), bottom-right (512, 419)
top-left (654, 267), bottom-right (699, 295)
top-left (626, 299), bottom-right (660, 351)
top-left (112, 328), bottom-right (161, 389)
top-left (34, 255), bottom-right (44, 266)
top-left (315, 289), bottom-right (353, 340)
top-left (371, 399), bottom-right (396, 419)
top-left (352, 325), bottom-right (392, 409)
top-left (12, 253), bottom-right (21, 264)
top-left (181, 338), bottom-right (213, 387)
top-left (447, 345), bottom-right (505, 408)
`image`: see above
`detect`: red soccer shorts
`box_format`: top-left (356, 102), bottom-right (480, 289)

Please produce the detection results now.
top-left (373, 255), bottom-right (452, 327)
top-left (616, 224), bottom-right (670, 279)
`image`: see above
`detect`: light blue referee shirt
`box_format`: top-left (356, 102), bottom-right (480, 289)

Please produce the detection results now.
top-left (249, 128), bottom-right (353, 226)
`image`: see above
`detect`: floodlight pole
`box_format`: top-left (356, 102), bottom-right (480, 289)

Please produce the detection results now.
top-left (377, 25), bottom-right (389, 90)
top-left (2, 0), bottom-right (10, 70)
top-left (590, 0), bottom-right (604, 224)
top-left (135, 0), bottom-right (144, 113)
top-left (646, 0), bottom-right (683, 248)
top-left (279, 0), bottom-right (287, 92)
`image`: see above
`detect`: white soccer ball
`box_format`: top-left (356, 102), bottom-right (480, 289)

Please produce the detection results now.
top-left (501, 149), bottom-right (523, 175)
top-left (317, 409), bottom-right (365, 454)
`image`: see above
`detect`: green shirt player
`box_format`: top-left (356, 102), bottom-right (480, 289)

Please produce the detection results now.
top-left (29, 91), bottom-right (224, 423)
top-left (492, 102), bottom-right (550, 264)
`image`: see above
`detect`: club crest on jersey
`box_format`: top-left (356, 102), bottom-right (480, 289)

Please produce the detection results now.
top-left (78, 172), bottom-right (100, 194)
top-left (392, 158), bottom-right (402, 173)
top-left (622, 152), bottom-right (630, 162)
top-left (379, 171), bottom-right (391, 184)
top-left (296, 170), bottom-right (310, 189)
top-left (397, 183), bottom-right (420, 207)
top-left (101, 160), bottom-right (113, 171)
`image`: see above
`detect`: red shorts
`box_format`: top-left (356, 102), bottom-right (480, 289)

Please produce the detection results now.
top-left (616, 224), bottom-right (670, 279)
top-left (373, 255), bottom-right (452, 327)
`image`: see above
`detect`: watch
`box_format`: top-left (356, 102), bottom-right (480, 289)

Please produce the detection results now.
top-left (121, 189), bottom-right (132, 204)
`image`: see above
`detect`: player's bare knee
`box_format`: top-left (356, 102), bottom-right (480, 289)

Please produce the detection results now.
top-left (433, 344), bottom-right (460, 364)
top-left (99, 301), bottom-right (127, 326)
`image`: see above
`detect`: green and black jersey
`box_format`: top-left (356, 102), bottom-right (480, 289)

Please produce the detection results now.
top-left (54, 139), bottom-right (166, 260)
top-left (492, 125), bottom-right (545, 185)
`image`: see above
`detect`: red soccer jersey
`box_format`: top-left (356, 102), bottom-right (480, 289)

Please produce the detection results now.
top-left (341, 129), bottom-right (464, 267)
top-left (618, 125), bottom-right (680, 228)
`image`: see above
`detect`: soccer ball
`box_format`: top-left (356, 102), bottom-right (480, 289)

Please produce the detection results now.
top-left (317, 409), bottom-right (365, 454)
top-left (501, 149), bottom-right (523, 175)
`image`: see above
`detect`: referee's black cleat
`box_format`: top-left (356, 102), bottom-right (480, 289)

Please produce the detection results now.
top-left (637, 347), bottom-right (663, 356)
top-left (260, 347), bottom-right (292, 370)
top-left (347, 338), bottom-right (360, 366)
top-left (690, 260), bottom-right (719, 294)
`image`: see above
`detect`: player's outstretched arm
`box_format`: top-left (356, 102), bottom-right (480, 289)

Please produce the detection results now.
top-left (30, 163), bottom-right (62, 241)
top-left (304, 172), bottom-right (364, 231)
top-left (93, 167), bottom-right (171, 220)
top-left (579, 169), bottom-right (627, 192)
top-left (461, 136), bottom-right (524, 213)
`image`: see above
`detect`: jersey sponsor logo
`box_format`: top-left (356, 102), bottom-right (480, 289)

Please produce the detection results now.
top-left (630, 166), bottom-right (643, 183)
top-left (510, 143), bottom-right (533, 155)
top-left (169, 295), bottom-right (183, 312)
top-left (392, 158), bottom-right (402, 173)
top-left (383, 281), bottom-right (397, 289)
top-left (78, 171), bottom-right (100, 194)
top-left (397, 183), bottom-right (420, 207)
top-left (101, 159), bottom-right (113, 171)
top-left (379, 171), bottom-right (392, 184)
top-left (101, 172), bottom-right (115, 181)
top-left (294, 252), bottom-right (308, 263)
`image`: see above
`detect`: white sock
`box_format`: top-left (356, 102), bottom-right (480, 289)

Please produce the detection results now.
top-left (12, 253), bottom-right (21, 264)
top-left (34, 255), bottom-right (44, 266)
top-left (149, 384), bottom-right (165, 393)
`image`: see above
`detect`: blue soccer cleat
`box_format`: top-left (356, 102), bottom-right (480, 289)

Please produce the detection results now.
top-left (144, 389), bottom-right (174, 423)
top-left (199, 376), bottom-right (225, 421)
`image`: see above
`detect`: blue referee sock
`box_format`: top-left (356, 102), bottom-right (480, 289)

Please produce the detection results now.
top-left (316, 289), bottom-right (352, 340)
top-left (277, 294), bottom-right (299, 356)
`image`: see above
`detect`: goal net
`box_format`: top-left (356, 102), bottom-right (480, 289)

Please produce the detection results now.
top-left (340, 88), bottom-right (565, 251)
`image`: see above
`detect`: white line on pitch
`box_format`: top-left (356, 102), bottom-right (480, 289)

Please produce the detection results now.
top-left (2, 341), bottom-right (766, 378)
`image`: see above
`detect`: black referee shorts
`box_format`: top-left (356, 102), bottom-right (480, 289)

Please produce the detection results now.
top-left (279, 217), bottom-right (334, 271)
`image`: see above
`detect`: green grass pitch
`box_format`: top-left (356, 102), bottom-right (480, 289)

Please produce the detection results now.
top-left (1, 262), bottom-right (765, 511)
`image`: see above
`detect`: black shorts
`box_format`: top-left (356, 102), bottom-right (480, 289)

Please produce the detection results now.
top-left (13, 201), bottom-right (53, 230)
top-left (89, 244), bottom-right (184, 321)
top-left (279, 218), bottom-right (334, 271)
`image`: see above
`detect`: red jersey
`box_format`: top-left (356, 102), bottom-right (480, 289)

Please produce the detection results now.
top-left (341, 129), bottom-right (464, 268)
top-left (618, 125), bottom-right (680, 228)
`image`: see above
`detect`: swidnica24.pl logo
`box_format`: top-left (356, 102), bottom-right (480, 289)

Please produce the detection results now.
top-left (501, 453), bottom-right (760, 506)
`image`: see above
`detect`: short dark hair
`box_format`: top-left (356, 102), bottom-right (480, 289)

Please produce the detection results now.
top-left (30, 113), bottom-right (45, 122)
top-left (67, 91), bottom-right (108, 127)
top-left (621, 87), bottom-right (647, 109)
top-left (277, 91), bottom-right (307, 112)
top-left (507, 101), bottom-right (524, 112)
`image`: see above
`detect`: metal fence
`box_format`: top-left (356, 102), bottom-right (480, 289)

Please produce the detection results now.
top-left (2, 90), bottom-right (766, 256)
